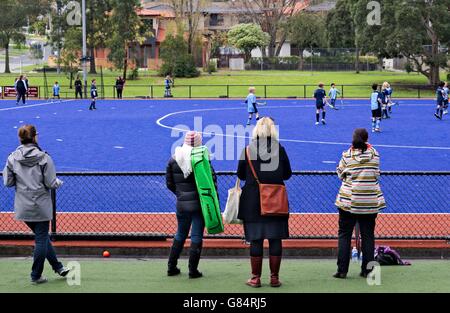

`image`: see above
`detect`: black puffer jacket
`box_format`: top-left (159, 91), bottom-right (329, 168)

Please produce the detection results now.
top-left (166, 157), bottom-right (218, 213)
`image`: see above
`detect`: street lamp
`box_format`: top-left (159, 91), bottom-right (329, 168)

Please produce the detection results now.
top-left (82, 0), bottom-right (88, 98)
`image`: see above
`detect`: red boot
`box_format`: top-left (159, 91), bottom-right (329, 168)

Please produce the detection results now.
top-left (269, 256), bottom-right (282, 287)
top-left (246, 256), bottom-right (263, 288)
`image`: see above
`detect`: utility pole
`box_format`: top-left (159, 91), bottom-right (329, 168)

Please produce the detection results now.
top-left (82, 0), bottom-right (88, 98)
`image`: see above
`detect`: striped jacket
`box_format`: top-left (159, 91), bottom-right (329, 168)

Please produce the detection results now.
top-left (335, 145), bottom-right (386, 214)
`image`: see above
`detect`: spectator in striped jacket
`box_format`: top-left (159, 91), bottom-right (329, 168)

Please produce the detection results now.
top-left (333, 128), bottom-right (386, 279)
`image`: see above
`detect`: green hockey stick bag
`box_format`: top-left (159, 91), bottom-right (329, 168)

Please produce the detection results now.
top-left (191, 146), bottom-right (224, 235)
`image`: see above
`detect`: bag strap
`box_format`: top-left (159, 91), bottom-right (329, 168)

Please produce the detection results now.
top-left (246, 147), bottom-right (260, 184)
top-left (235, 178), bottom-right (241, 189)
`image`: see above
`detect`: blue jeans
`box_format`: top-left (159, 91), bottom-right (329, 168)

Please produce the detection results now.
top-left (174, 211), bottom-right (205, 245)
top-left (25, 221), bottom-right (63, 280)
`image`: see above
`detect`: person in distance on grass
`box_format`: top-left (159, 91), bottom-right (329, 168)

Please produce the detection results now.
top-left (328, 83), bottom-right (340, 110)
top-left (52, 81), bottom-right (61, 102)
top-left (166, 131), bottom-right (217, 279)
top-left (164, 75), bottom-right (173, 98)
top-left (2, 125), bottom-right (69, 284)
top-left (89, 79), bottom-right (98, 111)
top-left (246, 87), bottom-right (260, 125)
top-left (435, 81), bottom-right (445, 120)
top-left (75, 75), bottom-right (83, 99)
top-left (334, 128), bottom-right (385, 279)
top-left (115, 76), bottom-right (125, 99)
top-left (15, 75), bottom-right (27, 106)
top-left (313, 82), bottom-right (327, 125)
top-left (370, 84), bottom-right (383, 132)
top-left (237, 118), bottom-right (292, 288)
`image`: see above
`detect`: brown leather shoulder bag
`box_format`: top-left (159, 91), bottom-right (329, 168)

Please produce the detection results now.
top-left (246, 147), bottom-right (289, 217)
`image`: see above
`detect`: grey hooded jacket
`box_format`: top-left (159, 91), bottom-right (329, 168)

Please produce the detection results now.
top-left (3, 144), bottom-right (63, 222)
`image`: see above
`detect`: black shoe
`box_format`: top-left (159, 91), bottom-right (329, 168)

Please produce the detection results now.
top-left (189, 269), bottom-right (203, 279)
top-left (333, 272), bottom-right (347, 279)
top-left (435, 113), bottom-right (442, 120)
top-left (167, 267), bottom-right (181, 276)
top-left (360, 271), bottom-right (372, 278)
top-left (168, 239), bottom-right (184, 277)
top-left (188, 242), bottom-right (203, 279)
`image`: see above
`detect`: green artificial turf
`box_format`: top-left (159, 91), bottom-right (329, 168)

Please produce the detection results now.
top-left (0, 258), bottom-right (448, 293)
top-left (0, 70), bottom-right (445, 98)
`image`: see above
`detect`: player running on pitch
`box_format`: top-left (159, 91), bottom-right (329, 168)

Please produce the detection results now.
top-left (371, 84), bottom-right (383, 132)
top-left (89, 79), bottom-right (98, 111)
top-left (443, 81), bottom-right (449, 115)
top-left (328, 83), bottom-right (340, 110)
top-left (314, 83), bottom-right (328, 125)
top-left (435, 81), bottom-right (446, 120)
top-left (245, 87), bottom-right (260, 125)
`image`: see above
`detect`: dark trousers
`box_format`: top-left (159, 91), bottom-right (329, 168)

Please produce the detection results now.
top-left (17, 93), bottom-right (26, 104)
top-left (75, 88), bottom-right (82, 99)
top-left (117, 88), bottom-right (123, 99)
top-left (25, 221), bottom-right (63, 280)
top-left (89, 99), bottom-right (96, 110)
top-left (337, 209), bottom-right (377, 274)
top-left (174, 211), bottom-right (205, 245)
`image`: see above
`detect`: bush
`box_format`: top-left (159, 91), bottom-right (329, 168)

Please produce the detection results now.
top-left (158, 34), bottom-right (200, 78)
top-left (205, 59), bottom-right (217, 74)
top-left (127, 68), bottom-right (139, 80)
top-left (173, 55), bottom-right (200, 78)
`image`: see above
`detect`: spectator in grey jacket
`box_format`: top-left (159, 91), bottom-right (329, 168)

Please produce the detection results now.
top-left (3, 125), bottom-right (69, 284)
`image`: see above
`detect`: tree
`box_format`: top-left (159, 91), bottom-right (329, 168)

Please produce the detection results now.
top-left (351, 0), bottom-right (450, 85)
top-left (159, 34), bottom-right (199, 77)
top-left (326, 0), bottom-right (354, 48)
top-left (61, 27), bottom-right (82, 89)
top-left (231, 0), bottom-right (302, 57)
top-left (167, 0), bottom-right (210, 54)
top-left (107, 0), bottom-right (150, 79)
top-left (287, 13), bottom-right (326, 70)
top-left (227, 23), bottom-right (270, 62)
top-left (0, 0), bottom-right (49, 73)
top-left (87, 0), bottom-right (112, 74)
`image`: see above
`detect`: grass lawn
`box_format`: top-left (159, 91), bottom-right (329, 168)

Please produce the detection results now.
top-left (0, 70), bottom-right (446, 98)
top-left (0, 258), bottom-right (449, 293)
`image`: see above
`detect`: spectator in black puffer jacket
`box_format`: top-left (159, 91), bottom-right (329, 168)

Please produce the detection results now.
top-left (165, 131), bottom-right (217, 279)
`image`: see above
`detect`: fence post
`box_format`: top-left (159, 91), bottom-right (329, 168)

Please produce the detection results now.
top-left (51, 189), bottom-right (57, 240)
top-left (418, 87), bottom-right (421, 99)
top-left (342, 85), bottom-right (344, 99)
top-left (113, 86), bottom-right (116, 99)
top-left (264, 85), bottom-right (267, 98)
top-left (188, 85), bottom-right (192, 99)
top-left (226, 85), bottom-right (229, 98)
top-left (150, 85), bottom-right (153, 99)
top-left (303, 85), bottom-right (306, 98)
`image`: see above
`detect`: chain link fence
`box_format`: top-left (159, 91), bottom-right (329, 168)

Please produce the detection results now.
top-left (1, 172), bottom-right (449, 240)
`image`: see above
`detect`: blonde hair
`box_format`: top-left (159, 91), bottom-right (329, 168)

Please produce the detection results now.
top-left (252, 117), bottom-right (278, 140)
top-left (249, 86), bottom-right (256, 93)
top-left (382, 82), bottom-right (389, 90)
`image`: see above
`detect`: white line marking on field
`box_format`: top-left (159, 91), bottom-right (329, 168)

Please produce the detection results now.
top-left (0, 99), bottom-right (75, 111)
top-left (323, 161), bottom-right (337, 164)
top-left (56, 139), bottom-right (63, 142)
top-left (114, 146), bottom-right (125, 149)
top-left (156, 106), bottom-right (450, 151)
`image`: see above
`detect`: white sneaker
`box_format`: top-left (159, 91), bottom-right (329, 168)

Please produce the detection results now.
top-left (322, 119), bottom-right (326, 125)
top-left (315, 122), bottom-right (319, 125)
top-left (31, 276), bottom-right (48, 285)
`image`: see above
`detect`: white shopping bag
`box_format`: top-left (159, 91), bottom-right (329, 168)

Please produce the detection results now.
top-left (223, 178), bottom-right (243, 224)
